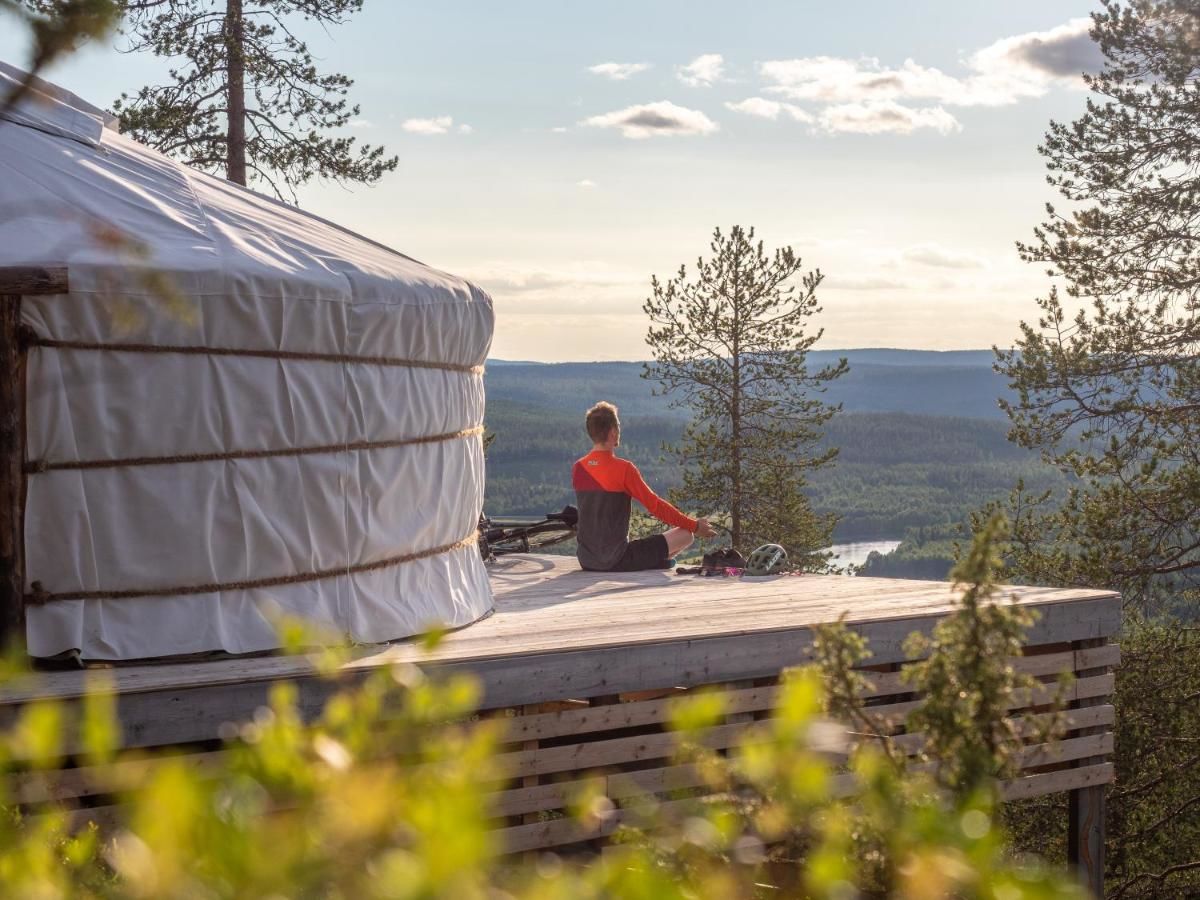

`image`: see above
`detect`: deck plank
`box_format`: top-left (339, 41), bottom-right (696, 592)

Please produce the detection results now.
top-left (0, 555), bottom-right (1119, 707)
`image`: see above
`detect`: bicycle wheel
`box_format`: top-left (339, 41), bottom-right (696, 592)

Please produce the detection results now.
top-left (488, 522), bottom-right (574, 556)
top-left (521, 528), bottom-right (575, 551)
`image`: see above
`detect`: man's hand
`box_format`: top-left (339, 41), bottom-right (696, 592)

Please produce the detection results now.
top-left (694, 517), bottom-right (718, 539)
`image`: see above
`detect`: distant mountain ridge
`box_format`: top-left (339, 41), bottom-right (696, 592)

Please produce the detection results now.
top-left (485, 348), bottom-right (1010, 421)
top-left (805, 348), bottom-right (998, 367)
top-left (489, 348), bottom-right (999, 368)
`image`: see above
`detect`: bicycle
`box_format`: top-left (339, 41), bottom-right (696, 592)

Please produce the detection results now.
top-left (477, 505), bottom-right (578, 560)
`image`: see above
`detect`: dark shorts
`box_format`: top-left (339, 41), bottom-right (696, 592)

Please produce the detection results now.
top-left (597, 534), bottom-right (671, 572)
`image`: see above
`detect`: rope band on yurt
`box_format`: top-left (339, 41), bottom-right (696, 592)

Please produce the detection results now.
top-left (24, 335), bottom-right (486, 375)
top-left (17, 318), bottom-right (488, 608)
top-left (25, 425), bottom-right (485, 474)
top-left (25, 532), bottom-right (481, 605)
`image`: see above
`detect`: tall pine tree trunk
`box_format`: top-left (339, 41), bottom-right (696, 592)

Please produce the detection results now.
top-left (730, 333), bottom-right (742, 550)
top-left (224, 0), bottom-right (247, 185)
top-left (729, 262), bottom-right (744, 550)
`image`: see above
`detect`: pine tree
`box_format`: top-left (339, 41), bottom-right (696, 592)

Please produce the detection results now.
top-left (991, 13), bottom-right (1200, 892)
top-left (111, 0), bottom-right (396, 200)
top-left (997, 0), bottom-right (1200, 606)
top-left (643, 225), bottom-right (846, 561)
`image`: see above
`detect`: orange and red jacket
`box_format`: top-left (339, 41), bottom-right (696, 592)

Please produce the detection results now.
top-left (572, 449), bottom-right (697, 570)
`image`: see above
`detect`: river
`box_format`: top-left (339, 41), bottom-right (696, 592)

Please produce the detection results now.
top-left (825, 539), bottom-right (903, 570)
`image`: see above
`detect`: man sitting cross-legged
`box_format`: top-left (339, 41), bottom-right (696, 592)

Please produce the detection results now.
top-left (572, 401), bottom-right (716, 571)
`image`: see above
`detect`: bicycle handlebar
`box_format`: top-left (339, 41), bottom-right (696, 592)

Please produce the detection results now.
top-left (545, 505), bottom-right (578, 527)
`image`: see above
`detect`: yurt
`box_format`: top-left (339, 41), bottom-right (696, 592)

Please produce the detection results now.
top-left (0, 62), bottom-right (495, 661)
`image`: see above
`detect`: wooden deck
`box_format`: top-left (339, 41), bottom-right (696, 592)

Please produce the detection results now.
top-left (0, 555), bottom-right (1120, 882)
top-left (0, 554), bottom-right (1119, 747)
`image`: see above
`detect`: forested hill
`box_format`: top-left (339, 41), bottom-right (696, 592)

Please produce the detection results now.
top-left (485, 348), bottom-right (1011, 420)
top-left (483, 408), bottom-right (1067, 544)
top-left (481, 349), bottom-right (1054, 543)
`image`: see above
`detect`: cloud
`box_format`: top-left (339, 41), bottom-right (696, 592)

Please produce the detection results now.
top-left (347, 118), bottom-right (374, 129)
top-left (724, 97), bottom-right (814, 122)
top-left (818, 101), bottom-right (960, 135)
top-left (551, 126), bottom-right (569, 133)
top-left (677, 53), bottom-right (725, 87)
top-left (973, 17), bottom-right (1103, 82)
top-left (475, 271), bottom-right (578, 294)
top-left (759, 18), bottom-right (1100, 111)
top-left (402, 116), bottom-right (454, 135)
top-left (577, 179), bottom-right (597, 189)
top-left (582, 101), bottom-right (719, 139)
top-left (588, 62), bottom-right (652, 80)
top-left (457, 123), bottom-right (473, 134)
top-left (899, 243), bottom-right (988, 269)
top-left (762, 56), bottom-right (974, 105)
top-left (725, 97), bottom-right (782, 119)
top-left (468, 263), bottom-right (645, 318)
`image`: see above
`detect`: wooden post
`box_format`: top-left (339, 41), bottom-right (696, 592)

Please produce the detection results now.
top-left (521, 703), bottom-right (544, 828)
top-left (1068, 636), bottom-right (1109, 896)
top-left (0, 267), bottom-right (67, 652)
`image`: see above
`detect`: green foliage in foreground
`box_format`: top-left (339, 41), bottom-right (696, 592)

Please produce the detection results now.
top-left (1006, 619), bottom-right (1200, 899)
top-left (0, 516), bottom-right (1091, 898)
top-left (3, 2), bottom-right (119, 102)
top-left (1103, 618), bottom-right (1200, 897)
top-left (860, 522), bottom-right (1200, 896)
top-left (903, 514), bottom-right (1055, 797)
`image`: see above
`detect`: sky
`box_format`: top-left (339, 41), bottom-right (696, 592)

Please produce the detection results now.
top-left (0, 1), bottom-right (1104, 361)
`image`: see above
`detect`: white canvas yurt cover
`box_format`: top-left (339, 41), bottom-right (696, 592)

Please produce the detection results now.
top-left (0, 63), bottom-right (495, 660)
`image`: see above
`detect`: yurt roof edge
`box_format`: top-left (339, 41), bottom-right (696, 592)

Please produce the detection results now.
top-left (0, 59), bottom-right (494, 312)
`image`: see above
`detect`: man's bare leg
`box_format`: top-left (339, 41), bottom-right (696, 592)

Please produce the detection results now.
top-left (664, 527), bottom-right (694, 557)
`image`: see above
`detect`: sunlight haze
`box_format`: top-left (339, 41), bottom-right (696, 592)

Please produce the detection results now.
top-left (0, 1), bottom-right (1102, 360)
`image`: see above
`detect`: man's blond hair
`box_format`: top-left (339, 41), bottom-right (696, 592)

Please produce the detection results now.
top-left (585, 401), bottom-right (619, 443)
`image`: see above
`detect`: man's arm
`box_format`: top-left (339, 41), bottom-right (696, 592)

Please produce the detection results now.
top-left (623, 462), bottom-right (698, 532)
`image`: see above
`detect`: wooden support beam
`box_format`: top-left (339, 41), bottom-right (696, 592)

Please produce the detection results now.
top-left (520, 703), bottom-right (545, 827)
top-left (0, 267), bottom-right (67, 652)
top-left (0, 291), bottom-right (24, 650)
top-left (1068, 637), bottom-right (1110, 897)
top-left (0, 267), bottom-right (68, 296)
